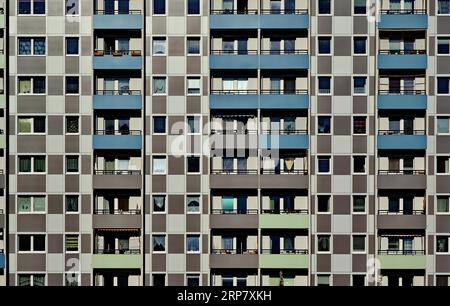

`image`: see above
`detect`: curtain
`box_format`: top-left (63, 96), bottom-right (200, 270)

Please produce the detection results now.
top-left (284, 39), bottom-right (295, 54)
top-left (222, 196), bottom-right (234, 212)
top-left (388, 198), bottom-right (400, 212)
top-left (153, 78), bottom-right (166, 94)
top-left (223, 79), bottom-right (234, 92)
top-left (19, 78), bottom-right (31, 94)
top-left (390, 0), bottom-right (401, 10)
top-left (270, 236), bottom-right (280, 253)
top-left (153, 236), bottom-right (165, 251)
top-left (18, 197), bottom-right (31, 212)
top-left (222, 237), bottom-right (233, 250)
top-left (403, 238), bottom-right (413, 254)
top-left (404, 0), bottom-right (413, 11)
top-left (118, 78), bottom-right (130, 94)
top-left (66, 235), bottom-right (79, 252)
top-left (438, 118), bottom-right (449, 134)
top-left (18, 118), bottom-right (32, 133)
top-left (284, 0), bottom-right (295, 13)
top-left (237, 196), bottom-right (247, 214)
top-left (33, 275), bottom-right (45, 286)
top-left (439, 0), bottom-right (450, 14)
top-left (118, 159), bottom-right (129, 171)
top-left (388, 120), bottom-right (400, 131)
top-left (187, 196), bottom-right (200, 212)
top-left (188, 78), bottom-right (201, 94)
top-left (237, 39), bottom-right (247, 54)
top-left (153, 196), bottom-right (165, 211)
top-left (33, 0), bottom-right (45, 14)
top-left (284, 117), bottom-right (296, 133)
top-left (18, 275), bottom-right (31, 286)
top-left (270, 78), bottom-right (281, 93)
top-left (33, 196), bottom-right (45, 212)
top-left (222, 40), bottom-right (234, 53)
top-left (318, 236), bottom-right (329, 251)
top-left (237, 79), bottom-right (248, 93)
top-left (223, 0), bottom-right (234, 12)
top-left (104, 0), bottom-right (115, 14)
top-left (284, 158), bottom-right (295, 172)
top-left (187, 116), bottom-right (199, 133)
top-left (284, 236), bottom-right (295, 252)
top-left (222, 157), bottom-right (233, 172)
top-left (19, 38), bottom-right (31, 55)
top-left (438, 38), bottom-right (450, 54)
top-left (187, 236), bottom-right (199, 252)
top-left (66, 196), bottom-right (78, 212)
top-left (118, 239), bottom-right (129, 253)
top-left (153, 39), bottom-right (166, 55)
top-left (118, 39), bottom-right (130, 52)
top-left (118, 0), bottom-right (130, 14)
top-left (284, 196), bottom-right (294, 211)
top-left (237, 157), bottom-right (247, 172)
top-left (270, 39), bottom-right (281, 54)
top-left (34, 38), bottom-right (45, 55)
top-left (270, 196), bottom-right (280, 213)
top-left (105, 159), bottom-right (115, 172)
top-left (119, 118), bottom-right (130, 134)
top-left (437, 198), bottom-right (449, 213)
top-left (153, 158), bottom-right (166, 174)
top-left (33, 77), bottom-right (45, 94)
top-left (67, 157), bottom-right (78, 172)
top-left (19, 157), bottom-right (31, 172)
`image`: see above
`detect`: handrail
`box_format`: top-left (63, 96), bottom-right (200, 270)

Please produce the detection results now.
top-left (94, 170), bottom-right (141, 175)
top-left (378, 130), bottom-right (425, 135)
top-left (211, 169), bottom-right (258, 175)
top-left (211, 249), bottom-right (258, 255)
top-left (211, 90), bottom-right (258, 95)
top-left (210, 129), bottom-right (258, 135)
top-left (260, 249), bottom-right (308, 254)
top-left (379, 49), bottom-right (426, 55)
top-left (262, 209), bottom-right (308, 214)
top-left (380, 9), bottom-right (427, 14)
top-left (261, 129), bottom-right (308, 135)
top-left (378, 210), bottom-right (425, 215)
top-left (378, 250), bottom-right (425, 255)
top-left (260, 89), bottom-right (308, 95)
top-left (378, 89), bottom-right (426, 95)
top-left (378, 170), bottom-right (425, 175)
top-left (210, 9), bottom-right (258, 15)
top-left (211, 50), bottom-right (258, 55)
top-left (95, 10), bottom-right (142, 15)
top-left (95, 90), bottom-right (141, 96)
top-left (94, 209), bottom-right (141, 215)
top-left (261, 169), bottom-right (308, 175)
top-left (95, 130), bottom-right (142, 136)
top-left (94, 249), bottom-right (141, 254)
top-left (211, 209), bottom-right (259, 215)
top-left (94, 49), bottom-right (142, 56)
top-left (260, 9), bottom-right (308, 15)
top-left (260, 49), bottom-right (308, 55)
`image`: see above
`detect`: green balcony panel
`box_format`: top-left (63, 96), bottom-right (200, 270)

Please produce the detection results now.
top-left (0, 134), bottom-right (5, 149)
top-left (0, 14), bottom-right (4, 28)
top-left (92, 254), bottom-right (141, 269)
top-left (0, 94), bottom-right (5, 109)
top-left (259, 254), bottom-right (309, 269)
top-left (0, 54), bottom-right (4, 69)
top-left (378, 255), bottom-right (426, 270)
top-left (259, 214), bottom-right (309, 229)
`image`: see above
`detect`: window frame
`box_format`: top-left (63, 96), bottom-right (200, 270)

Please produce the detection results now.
top-left (353, 76), bottom-right (368, 95)
top-left (152, 194), bottom-right (167, 214)
top-left (317, 0), bottom-right (332, 15)
top-left (17, 233), bottom-right (47, 253)
top-left (352, 234), bottom-right (367, 254)
top-left (352, 195), bottom-right (367, 214)
top-left (18, 0), bottom-right (46, 16)
top-left (65, 76), bottom-right (80, 95)
top-left (153, 0), bottom-right (167, 15)
top-left (17, 116), bottom-right (46, 135)
top-left (152, 76), bottom-right (167, 96)
top-left (353, 36), bottom-right (368, 55)
top-left (437, 195), bottom-right (450, 215)
top-left (17, 75), bottom-right (47, 95)
top-left (317, 155), bottom-right (332, 174)
top-left (152, 36), bottom-right (167, 56)
top-left (65, 116), bottom-right (80, 135)
top-left (152, 115), bottom-right (167, 135)
top-left (65, 155), bottom-right (80, 174)
top-left (152, 234), bottom-right (167, 254)
top-left (17, 195), bottom-right (47, 214)
top-left (65, 194), bottom-right (80, 214)
top-left (186, 155), bottom-right (201, 174)
top-left (186, 234), bottom-right (201, 254)
top-left (186, 36), bottom-right (201, 55)
top-left (317, 194), bottom-right (332, 214)
top-left (353, 0), bottom-right (367, 15)
top-left (65, 37), bottom-right (80, 56)
top-left (437, 76), bottom-right (450, 95)
top-left (437, 36), bottom-right (450, 55)
top-left (317, 115), bottom-right (332, 134)
top-left (17, 155), bottom-right (47, 174)
top-left (186, 194), bottom-right (201, 214)
top-left (436, 236), bottom-right (450, 254)
top-left (186, 76), bottom-right (201, 95)
top-left (437, 117), bottom-right (450, 135)
top-left (352, 155), bottom-right (367, 175)
top-left (186, 115), bottom-right (202, 135)
top-left (317, 75), bottom-right (332, 95)
top-left (317, 234), bottom-right (332, 253)
top-left (187, 0), bottom-right (201, 15)
top-left (353, 116), bottom-right (367, 135)
top-left (65, 233), bottom-right (80, 254)
top-left (152, 155), bottom-right (167, 175)
top-left (437, 0), bottom-right (450, 15)
top-left (17, 36), bottom-right (47, 56)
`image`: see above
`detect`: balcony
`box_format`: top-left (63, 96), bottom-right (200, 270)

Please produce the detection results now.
top-left (378, 10), bottom-right (428, 29)
top-left (93, 50), bottom-right (142, 70)
top-left (259, 210), bottom-right (309, 229)
top-left (260, 130), bottom-right (309, 149)
top-left (93, 170), bottom-right (142, 189)
top-left (210, 249), bottom-right (259, 269)
top-left (93, 10), bottom-right (142, 29)
top-left (93, 90), bottom-right (142, 110)
top-left (210, 9), bottom-right (259, 29)
top-left (0, 91), bottom-right (5, 109)
top-left (260, 89), bottom-right (309, 109)
top-left (210, 169), bottom-right (258, 189)
top-left (0, 170), bottom-right (4, 189)
top-left (378, 250), bottom-right (426, 270)
top-left (260, 50), bottom-right (309, 69)
top-left (377, 130), bottom-right (426, 150)
top-left (260, 169), bottom-right (308, 189)
top-left (0, 130), bottom-right (5, 148)
top-left (378, 50), bottom-right (427, 69)
top-left (210, 209), bottom-right (259, 228)
top-left (260, 9), bottom-right (309, 29)
top-left (210, 50), bottom-right (259, 69)
top-left (0, 9), bottom-right (4, 28)
top-left (0, 50), bottom-right (4, 69)
top-left (259, 249), bottom-right (308, 269)
top-left (377, 211), bottom-right (426, 230)
top-left (377, 170), bottom-right (426, 189)
top-left (378, 89), bottom-right (427, 110)
top-left (0, 251), bottom-right (4, 269)
top-left (210, 90), bottom-right (259, 109)
top-left (92, 250), bottom-right (141, 269)
top-left (0, 208), bottom-right (4, 228)
top-left (93, 130), bottom-right (142, 150)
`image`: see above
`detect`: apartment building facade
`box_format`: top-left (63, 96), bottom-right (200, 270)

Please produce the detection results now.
top-left (1, 0), bottom-right (450, 286)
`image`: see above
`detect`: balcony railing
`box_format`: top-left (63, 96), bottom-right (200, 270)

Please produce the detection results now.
top-left (211, 50), bottom-right (258, 55)
top-left (378, 130), bottom-right (425, 135)
top-left (0, 208), bottom-right (3, 214)
top-left (260, 9), bottom-right (308, 15)
top-left (378, 249), bottom-right (425, 255)
top-left (94, 209), bottom-right (141, 215)
top-left (378, 88), bottom-right (426, 95)
top-left (380, 9), bottom-right (427, 14)
top-left (210, 129), bottom-right (258, 135)
top-left (95, 90), bottom-right (141, 96)
top-left (95, 10), bottom-right (142, 15)
top-left (211, 209), bottom-right (258, 214)
top-left (261, 129), bottom-right (308, 135)
top-left (210, 9), bottom-right (258, 15)
top-left (260, 49), bottom-right (308, 55)
top-left (260, 249), bottom-right (308, 254)
top-left (211, 169), bottom-right (258, 175)
top-left (94, 248), bottom-right (141, 254)
top-left (262, 209), bottom-right (308, 214)
top-left (94, 50), bottom-right (142, 56)
top-left (211, 249), bottom-right (258, 255)
top-left (261, 169), bottom-right (308, 175)
top-left (94, 170), bottom-right (141, 175)
top-left (379, 49), bottom-right (426, 55)
top-left (95, 130), bottom-right (142, 136)
top-left (260, 89), bottom-right (308, 95)
top-left (378, 170), bottom-right (426, 175)
top-left (378, 210), bottom-right (425, 215)
top-left (211, 90), bottom-right (258, 95)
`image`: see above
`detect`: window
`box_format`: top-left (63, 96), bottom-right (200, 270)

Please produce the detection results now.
top-left (318, 0), bottom-right (331, 14)
top-left (17, 196), bottom-right (45, 213)
top-left (18, 117), bottom-right (45, 134)
top-left (437, 156), bottom-right (450, 174)
top-left (65, 235), bottom-right (79, 253)
top-left (187, 156), bottom-right (200, 173)
top-left (18, 234), bottom-right (46, 252)
top-left (354, 37), bottom-right (367, 54)
top-left (186, 235), bottom-right (200, 253)
top-left (187, 77), bottom-right (201, 95)
top-left (18, 37), bottom-right (45, 55)
top-left (153, 0), bottom-right (166, 14)
top-left (438, 196), bottom-right (450, 213)
top-left (317, 195), bottom-right (331, 213)
top-left (318, 156), bottom-right (331, 173)
top-left (153, 274), bottom-right (166, 286)
top-left (187, 37), bottom-right (200, 55)
top-left (318, 76), bottom-right (331, 94)
top-left (153, 77), bottom-right (166, 95)
top-left (438, 77), bottom-right (450, 94)
top-left (65, 272), bottom-right (80, 286)
top-left (353, 156), bottom-right (366, 174)
top-left (353, 196), bottom-right (366, 213)
top-left (66, 195), bottom-right (79, 213)
top-left (437, 117), bottom-right (450, 134)
top-left (437, 236), bottom-right (449, 253)
top-left (153, 195), bottom-right (166, 213)
top-left (18, 156), bottom-right (46, 173)
top-left (353, 77), bottom-right (367, 94)
top-left (66, 156), bottom-right (79, 173)
top-left (66, 0), bottom-right (79, 15)
top-left (438, 37), bottom-right (450, 54)
top-left (66, 76), bottom-right (79, 94)
top-left (153, 37), bottom-right (166, 55)
top-left (66, 37), bottom-right (79, 55)
top-left (317, 235), bottom-right (330, 252)
top-left (318, 116), bottom-right (331, 134)
top-left (353, 275), bottom-right (365, 287)
top-left (152, 156), bottom-right (166, 174)
top-left (438, 0), bottom-right (450, 14)
top-left (352, 235), bottom-right (366, 253)
top-left (153, 235), bottom-right (166, 252)
top-left (354, 0), bottom-right (366, 14)
top-left (18, 76), bottom-right (46, 94)
top-left (353, 116), bottom-right (367, 134)
top-left (187, 0), bottom-right (200, 14)
top-left (18, 274), bottom-right (45, 286)
top-left (153, 116), bottom-right (166, 134)
top-left (18, 0), bottom-right (45, 15)
top-left (317, 275), bottom-right (330, 286)
top-left (318, 37), bottom-right (331, 54)
top-left (66, 116), bottom-right (79, 134)
top-left (187, 274), bottom-right (200, 286)
top-left (187, 116), bottom-right (201, 133)
top-left (187, 195), bottom-right (200, 213)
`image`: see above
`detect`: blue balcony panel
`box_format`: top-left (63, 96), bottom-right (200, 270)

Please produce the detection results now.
top-left (260, 134), bottom-right (309, 149)
top-left (260, 14), bottom-right (309, 29)
top-left (377, 135), bottom-right (427, 150)
top-left (260, 54), bottom-right (309, 69)
top-left (93, 55), bottom-right (142, 70)
top-left (378, 14), bottom-right (428, 29)
top-left (378, 54), bottom-right (427, 69)
top-left (210, 14), bottom-right (259, 29)
top-left (0, 253), bottom-right (4, 269)
top-left (377, 95), bottom-right (427, 110)
top-left (93, 135), bottom-right (142, 150)
top-left (209, 55), bottom-right (259, 69)
top-left (93, 95), bottom-right (142, 110)
top-left (93, 15), bottom-right (142, 29)
top-left (260, 94), bottom-right (309, 109)
top-left (210, 94), bottom-right (259, 109)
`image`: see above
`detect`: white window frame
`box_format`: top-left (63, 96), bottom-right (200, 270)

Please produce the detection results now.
top-left (352, 234), bottom-right (367, 254)
top-left (152, 36), bottom-right (167, 56)
top-left (17, 75), bottom-right (47, 95)
top-left (436, 117), bottom-right (450, 135)
top-left (352, 155), bottom-right (367, 175)
top-left (352, 0), bottom-right (368, 16)
top-left (17, 155), bottom-right (47, 174)
top-left (352, 75), bottom-right (368, 95)
top-left (17, 0), bottom-right (46, 16)
top-left (352, 195), bottom-right (367, 214)
top-left (317, 36), bottom-right (333, 56)
top-left (186, 194), bottom-right (201, 214)
top-left (437, 36), bottom-right (450, 56)
top-left (65, 194), bottom-right (80, 214)
top-left (437, 195), bottom-right (450, 215)
top-left (316, 194), bottom-right (332, 214)
top-left (436, 155), bottom-right (450, 175)
top-left (352, 36), bottom-right (368, 56)
top-left (436, 235), bottom-right (450, 254)
top-left (152, 155), bottom-right (167, 175)
top-left (152, 233), bottom-right (167, 254)
top-left (152, 0), bottom-right (167, 16)
top-left (186, 233), bottom-right (201, 254)
top-left (437, 0), bottom-right (450, 15)
top-left (17, 116), bottom-right (46, 135)
top-left (437, 76), bottom-right (450, 95)
top-left (186, 274), bottom-right (201, 286)
top-left (317, 0), bottom-right (332, 15)
top-left (186, 115), bottom-right (202, 135)
top-left (186, 155), bottom-right (201, 174)
top-left (352, 115), bottom-right (368, 135)
top-left (317, 75), bottom-right (332, 96)
top-left (152, 194), bottom-right (167, 214)
top-left (317, 115), bottom-right (332, 134)
top-left (65, 36), bottom-right (80, 56)
top-left (65, 75), bottom-right (80, 95)
top-left (65, 115), bottom-right (80, 135)
top-left (187, 76), bottom-right (202, 95)
top-left (152, 76), bottom-right (167, 96)
top-left (65, 155), bottom-right (80, 174)
top-left (65, 0), bottom-right (80, 16)
top-left (65, 233), bottom-right (80, 254)
top-left (65, 271), bottom-right (81, 286)
top-left (17, 36), bottom-right (47, 56)
top-left (186, 0), bottom-right (201, 15)
top-left (17, 233), bottom-right (47, 253)
top-left (17, 274), bottom-right (47, 286)
top-left (16, 194), bottom-right (47, 214)
top-left (317, 155), bottom-right (332, 174)
top-left (317, 234), bottom-right (332, 254)
top-left (186, 36), bottom-right (201, 55)
top-left (152, 115), bottom-right (167, 135)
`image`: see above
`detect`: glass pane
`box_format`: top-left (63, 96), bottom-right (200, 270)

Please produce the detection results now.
top-left (438, 118), bottom-right (450, 134)
top-left (66, 196), bottom-right (78, 212)
top-left (187, 236), bottom-right (199, 252)
top-left (153, 0), bottom-right (166, 14)
top-left (19, 78), bottom-right (32, 94)
top-left (117, 39), bottom-right (130, 51)
top-left (118, 0), bottom-right (129, 14)
top-left (153, 236), bottom-right (165, 251)
top-left (34, 157), bottom-right (45, 172)
top-left (19, 157), bottom-right (32, 172)
top-left (19, 38), bottom-right (32, 55)
top-left (33, 77), bottom-right (46, 93)
top-left (18, 197), bottom-right (32, 212)
top-left (33, 38), bottom-right (46, 55)
top-left (437, 197), bottom-right (449, 213)
top-left (188, 0), bottom-right (200, 14)
top-left (438, 78), bottom-right (450, 94)
top-left (34, 0), bottom-right (45, 14)
top-left (187, 196), bottom-right (200, 212)
top-left (153, 78), bottom-right (166, 94)
top-left (18, 118), bottom-right (32, 133)
top-left (153, 39), bottom-right (166, 55)
top-left (19, 0), bottom-right (31, 14)
top-left (66, 38), bottom-right (79, 54)
top-left (33, 197), bottom-right (45, 212)
top-left (222, 196), bottom-right (234, 211)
